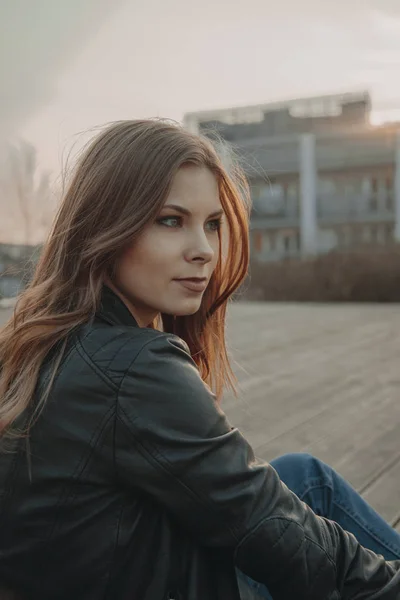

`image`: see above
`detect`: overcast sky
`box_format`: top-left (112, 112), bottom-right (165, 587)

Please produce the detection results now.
top-left (2, 0), bottom-right (400, 176)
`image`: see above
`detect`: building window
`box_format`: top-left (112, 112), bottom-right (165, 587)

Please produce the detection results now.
top-left (386, 175), bottom-right (394, 211)
top-left (283, 235), bottom-right (290, 253)
top-left (318, 178), bottom-right (336, 195)
top-left (253, 231), bottom-right (263, 253)
top-left (252, 183), bottom-right (286, 216)
top-left (338, 227), bottom-right (351, 247)
top-left (384, 224), bottom-right (393, 242)
top-left (370, 225), bottom-right (381, 244)
top-left (369, 177), bottom-right (378, 212)
top-left (286, 182), bottom-right (299, 216)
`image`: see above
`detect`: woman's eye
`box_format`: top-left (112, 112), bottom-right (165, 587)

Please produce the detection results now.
top-left (157, 216), bottom-right (182, 228)
top-left (157, 216), bottom-right (222, 231)
top-left (206, 219), bottom-right (222, 232)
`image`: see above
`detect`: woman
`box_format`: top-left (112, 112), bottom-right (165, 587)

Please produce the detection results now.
top-left (0, 119), bottom-right (399, 600)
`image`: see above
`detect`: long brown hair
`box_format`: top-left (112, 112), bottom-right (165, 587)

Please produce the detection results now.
top-left (0, 119), bottom-right (250, 439)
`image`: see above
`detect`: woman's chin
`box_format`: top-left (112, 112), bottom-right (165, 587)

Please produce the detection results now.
top-left (166, 300), bottom-right (202, 317)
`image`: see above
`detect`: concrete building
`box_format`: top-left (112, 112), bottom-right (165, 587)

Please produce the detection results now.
top-left (184, 91), bottom-right (400, 261)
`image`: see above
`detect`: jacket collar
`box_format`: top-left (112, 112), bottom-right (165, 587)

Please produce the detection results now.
top-left (96, 285), bottom-right (139, 328)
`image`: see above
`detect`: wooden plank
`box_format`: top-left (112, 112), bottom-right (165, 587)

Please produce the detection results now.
top-left (246, 384), bottom-right (399, 469)
top-left (225, 317), bottom-right (399, 465)
top-left (361, 460), bottom-right (400, 528)
top-left (225, 304), bottom-right (400, 401)
top-left (223, 302), bottom-right (400, 531)
top-left (333, 424), bottom-right (400, 493)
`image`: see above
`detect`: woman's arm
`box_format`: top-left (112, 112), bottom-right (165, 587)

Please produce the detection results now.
top-left (115, 333), bottom-right (400, 600)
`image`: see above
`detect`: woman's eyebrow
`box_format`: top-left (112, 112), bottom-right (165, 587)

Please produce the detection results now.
top-left (162, 204), bottom-right (224, 218)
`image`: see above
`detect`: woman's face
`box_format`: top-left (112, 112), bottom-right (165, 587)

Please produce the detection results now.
top-left (110, 166), bottom-right (222, 326)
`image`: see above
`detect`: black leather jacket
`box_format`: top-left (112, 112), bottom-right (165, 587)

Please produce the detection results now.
top-left (0, 286), bottom-right (399, 599)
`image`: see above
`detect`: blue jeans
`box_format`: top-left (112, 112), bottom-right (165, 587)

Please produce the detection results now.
top-left (236, 453), bottom-right (400, 599)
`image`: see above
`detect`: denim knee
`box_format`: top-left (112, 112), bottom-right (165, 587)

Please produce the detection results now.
top-left (270, 452), bottom-right (332, 501)
top-left (271, 452), bottom-right (322, 477)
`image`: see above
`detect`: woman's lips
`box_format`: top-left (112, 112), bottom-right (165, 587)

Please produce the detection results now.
top-left (174, 278), bottom-right (208, 293)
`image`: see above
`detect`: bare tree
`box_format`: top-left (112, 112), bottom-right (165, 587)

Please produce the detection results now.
top-left (3, 140), bottom-right (52, 245)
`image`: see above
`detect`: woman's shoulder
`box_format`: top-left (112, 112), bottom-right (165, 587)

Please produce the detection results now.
top-left (73, 321), bottom-right (190, 388)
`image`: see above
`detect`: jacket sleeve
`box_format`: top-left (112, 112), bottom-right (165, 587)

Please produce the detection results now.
top-left (115, 333), bottom-right (400, 600)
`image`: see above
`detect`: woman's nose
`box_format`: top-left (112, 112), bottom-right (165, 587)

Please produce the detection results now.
top-left (185, 231), bottom-right (215, 263)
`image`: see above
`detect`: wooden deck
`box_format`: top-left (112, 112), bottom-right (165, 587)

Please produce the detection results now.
top-left (1, 302), bottom-right (400, 532)
top-left (224, 302), bottom-right (400, 533)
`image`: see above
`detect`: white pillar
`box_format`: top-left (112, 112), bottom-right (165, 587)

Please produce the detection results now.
top-left (299, 134), bottom-right (317, 256)
top-left (394, 131), bottom-right (400, 241)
